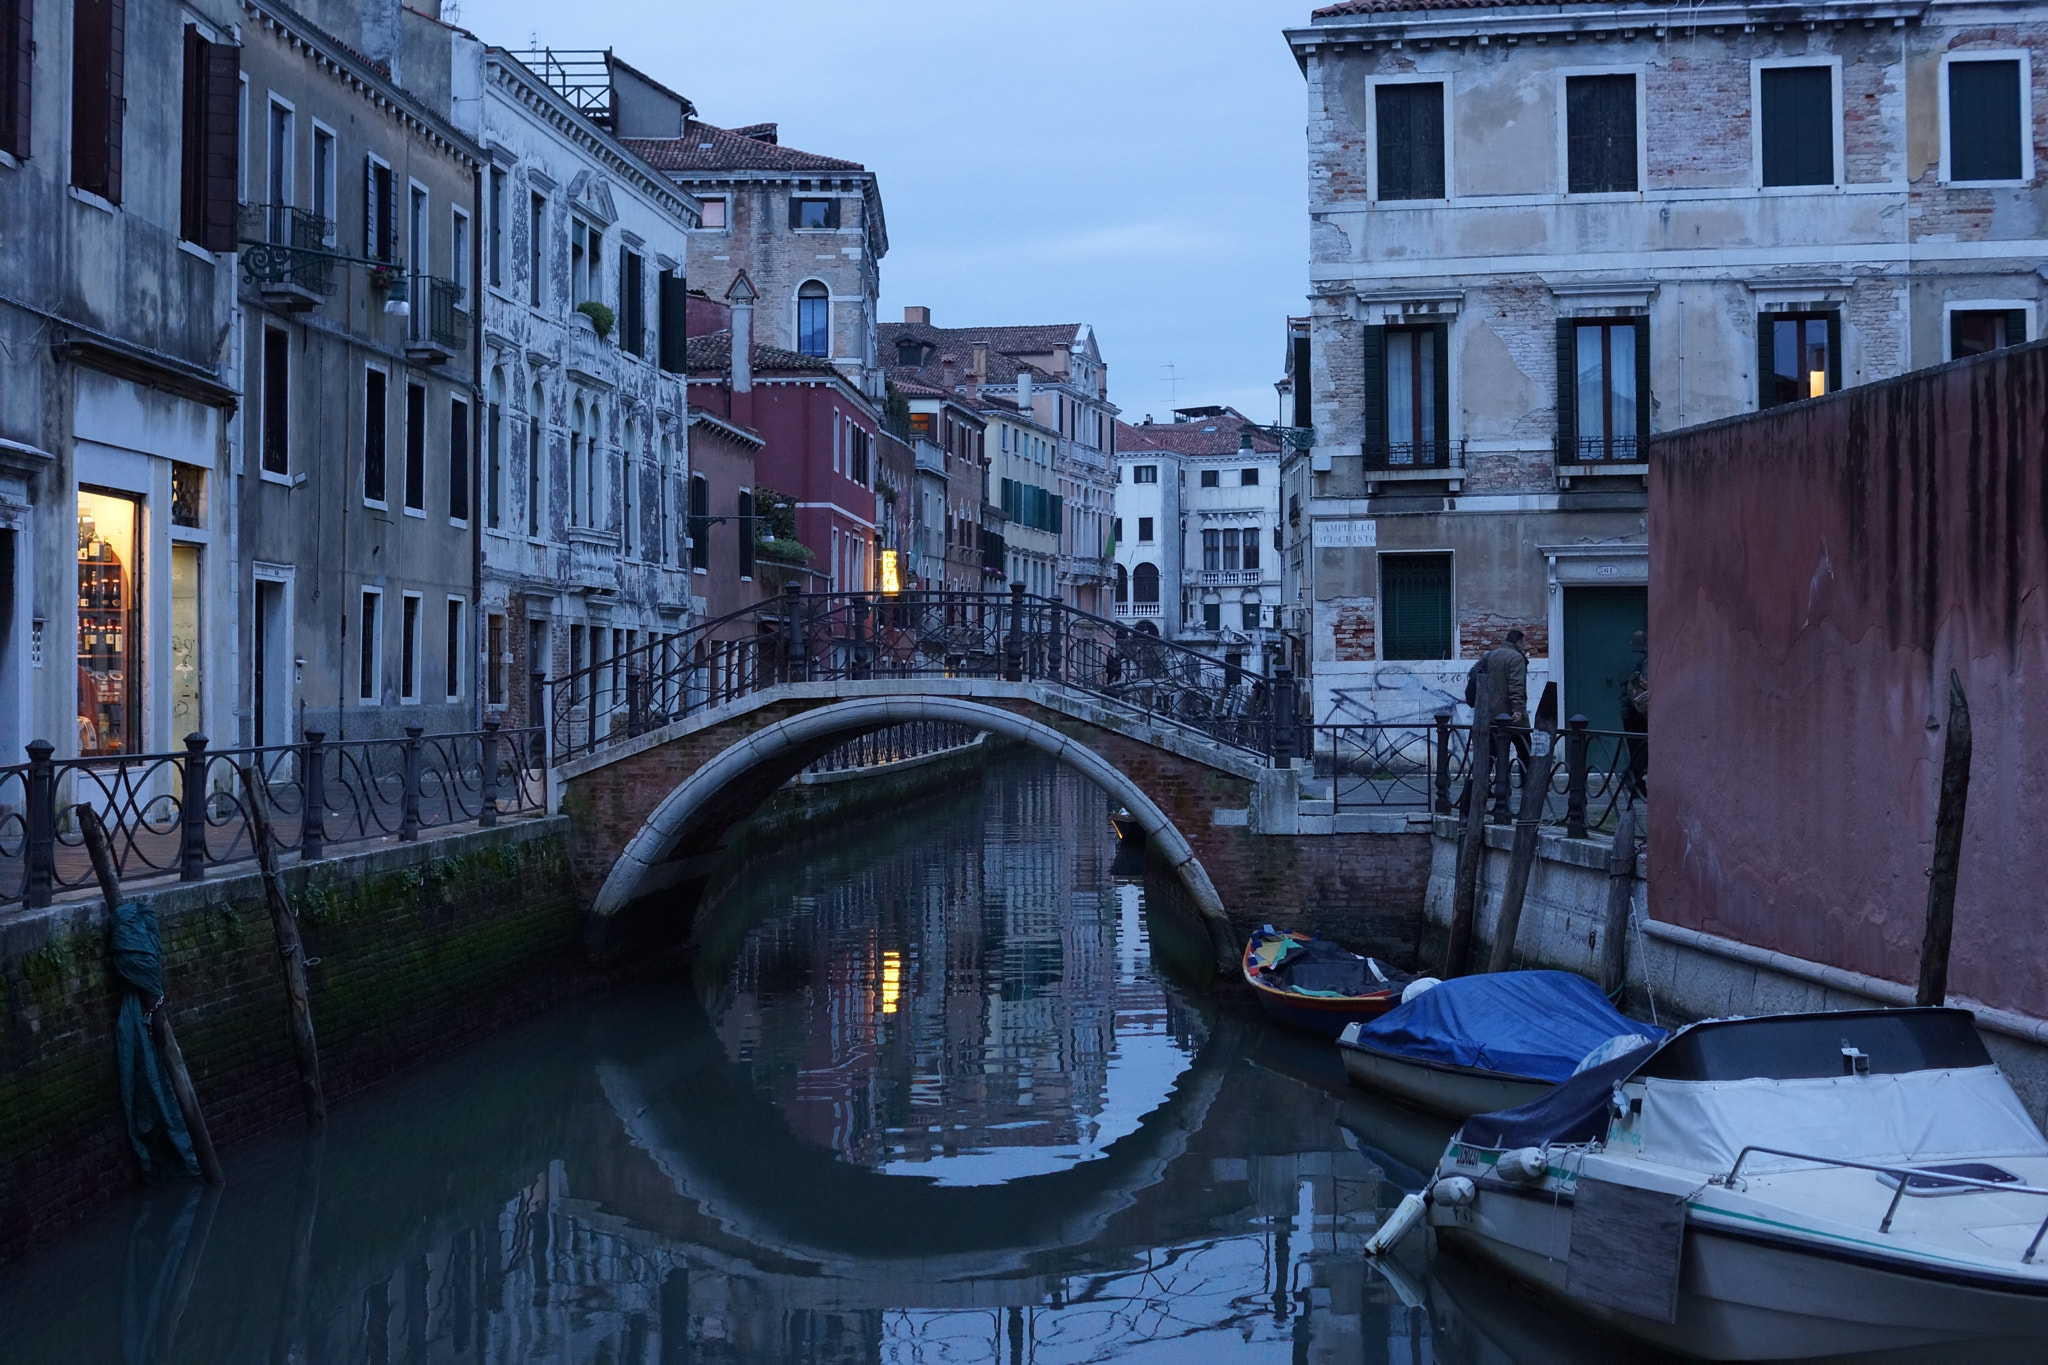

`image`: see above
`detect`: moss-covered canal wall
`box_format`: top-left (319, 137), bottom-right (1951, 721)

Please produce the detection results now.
top-left (0, 817), bottom-right (580, 1265)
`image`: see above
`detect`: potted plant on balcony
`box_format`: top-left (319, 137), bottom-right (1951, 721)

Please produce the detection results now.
top-left (576, 300), bottom-right (615, 341)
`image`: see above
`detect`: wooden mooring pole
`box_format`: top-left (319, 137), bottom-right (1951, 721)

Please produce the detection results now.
top-left (1600, 807), bottom-right (1639, 997)
top-left (1487, 736), bottom-right (1553, 974)
top-left (1917, 672), bottom-right (1972, 1008)
top-left (1445, 716), bottom-right (1493, 978)
top-left (78, 807), bottom-right (226, 1186)
top-left (240, 765), bottom-right (327, 1128)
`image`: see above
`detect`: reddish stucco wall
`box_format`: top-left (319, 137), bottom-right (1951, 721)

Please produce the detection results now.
top-left (1650, 340), bottom-right (2048, 1016)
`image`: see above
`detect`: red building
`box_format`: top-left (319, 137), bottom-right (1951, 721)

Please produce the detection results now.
top-left (687, 279), bottom-right (883, 594)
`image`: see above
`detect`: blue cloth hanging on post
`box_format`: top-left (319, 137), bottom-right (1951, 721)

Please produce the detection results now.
top-left (110, 901), bottom-right (199, 1181)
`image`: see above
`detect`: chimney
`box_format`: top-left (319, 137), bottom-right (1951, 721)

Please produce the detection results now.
top-left (904, 306), bottom-right (930, 325)
top-left (725, 272), bottom-right (757, 395)
top-left (967, 345), bottom-right (986, 400)
top-left (1017, 369), bottom-right (1032, 411)
top-left (938, 353), bottom-right (961, 391)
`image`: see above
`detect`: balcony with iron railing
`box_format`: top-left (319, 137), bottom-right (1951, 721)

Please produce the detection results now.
top-left (1555, 434), bottom-right (1646, 474)
top-left (406, 275), bottom-right (469, 363)
top-left (238, 204), bottom-right (337, 307)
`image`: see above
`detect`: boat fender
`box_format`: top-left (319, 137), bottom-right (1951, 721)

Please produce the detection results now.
top-left (1432, 1175), bottom-right (1476, 1207)
top-left (1401, 976), bottom-right (1442, 1004)
top-left (1365, 1192), bottom-right (1428, 1256)
top-left (1495, 1147), bottom-right (1548, 1183)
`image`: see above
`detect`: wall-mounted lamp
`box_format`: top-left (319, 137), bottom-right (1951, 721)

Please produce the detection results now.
top-left (382, 273), bottom-right (411, 318)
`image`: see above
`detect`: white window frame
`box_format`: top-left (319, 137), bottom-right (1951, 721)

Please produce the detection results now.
top-left (696, 195), bottom-right (728, 231)
top-left (358, 588), bottom-right (383, 704)
top-left (1939, 50), bottom-right (2036, 187)
top-left (309, 119), bottom-right (338, 244)
top-left (399, 591), bottom-right (424, 704)
top-left (363, 362), bottom-right (392, 510)
top-left (450, 206), bottom-right (471, 310)
top-left (1941, 299), bottom-right (2038, 361)
top-left (1750, 57), bottom-right (1844, 193)
top-left (1555, 64), bottom-right (1649, 200)
top-left (444, 596), bottom-right (465, 701)
top-left (407, 178), bottom-right (431, 279)
top-left (1364, 73), bottom-right (1455, 205)
top-left (265, 94), bottom-right (296, 212)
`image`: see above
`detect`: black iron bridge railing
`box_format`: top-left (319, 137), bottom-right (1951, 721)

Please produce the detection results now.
top-left (0, 726), bottom-right (543, 912)
top-left (543, 586), bottom-right (1308, 767)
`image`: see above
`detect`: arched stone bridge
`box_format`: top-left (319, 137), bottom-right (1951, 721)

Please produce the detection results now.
top-left (546, 591), bottom-right (1433, 977)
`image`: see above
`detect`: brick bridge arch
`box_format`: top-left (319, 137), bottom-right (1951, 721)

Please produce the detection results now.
top-left (557, 679), bottom-right (1294, 974)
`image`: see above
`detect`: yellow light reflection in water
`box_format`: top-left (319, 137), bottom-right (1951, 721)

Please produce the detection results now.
top-left (881, 950), bottom-right (901, 1014)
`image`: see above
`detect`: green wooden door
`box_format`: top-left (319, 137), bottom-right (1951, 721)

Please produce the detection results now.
top-left (1562, 586), bottom-right (1647, 733)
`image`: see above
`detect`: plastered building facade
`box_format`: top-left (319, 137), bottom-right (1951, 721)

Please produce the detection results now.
top-left (1283, 0), bottom-right (2048, 730)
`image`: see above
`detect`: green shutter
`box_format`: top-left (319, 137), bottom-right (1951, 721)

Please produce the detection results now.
top-left (2007, 309), bottom-right (2030, 346)
top-left (1949, 61), bottom-right (2023, 182)
top-left (1361, 324), bottom-right (1386, 452)
top-left (1556, 318), bottom-right (1578, 458)
top-left (1380, 553), bottom-right (1453, 661)
top-left (1824, 311), bottom-right (1842, 395)
top-left (658, 271), bottom-right (688, 373)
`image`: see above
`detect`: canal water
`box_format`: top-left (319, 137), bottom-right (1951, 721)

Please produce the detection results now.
top-left (0, 750), bottom-right (1666, 1363)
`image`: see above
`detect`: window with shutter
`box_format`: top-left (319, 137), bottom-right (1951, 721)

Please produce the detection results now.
top-left (1948, 60), bottom-right (2024, 182)
top-left (1372, 324), bottom-right (1448, 468)
top-left (1760, 66), bottom-right (1835, 187)
top-left (658, 270), bottom-right (689, 373)
top-left (71, 0), bottom-right (125, 201)
top-left (1376, 82), bottom-right (1445, 200)
top-left (405, 383), bottom-right (427, 511)
top-left (1950, 309), bottom-right (2030, 359)
top-left (1380, 553), bottom-right (1454, 660)
top-left (2, 0), bottom-right (29, 160)
top-left (620, 250), bottom-right (644, 356)
top-left (262, 328), bottom-right (290, 474)
top-left (1566, 74), bottom-right (1636, 194)
top-left (365, 159), bottom-right (396, 261)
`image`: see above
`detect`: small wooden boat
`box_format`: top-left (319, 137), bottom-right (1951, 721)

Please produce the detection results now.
top-left (1243, 927), bottom-right (1412, 1038)
top-left (1337, 971), bottom-right (1659, 1117)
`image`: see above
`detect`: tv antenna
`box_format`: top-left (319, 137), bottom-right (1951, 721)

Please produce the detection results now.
top-left (1161, 363), bottom-right (1181, 407)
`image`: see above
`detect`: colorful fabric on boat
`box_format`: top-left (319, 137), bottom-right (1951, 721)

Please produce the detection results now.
top-left (111, 900), bottom-right (199, 1181)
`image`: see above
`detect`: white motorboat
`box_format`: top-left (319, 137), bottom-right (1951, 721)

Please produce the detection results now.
top-left (1424, 1007), bottom-right (2048, 1359)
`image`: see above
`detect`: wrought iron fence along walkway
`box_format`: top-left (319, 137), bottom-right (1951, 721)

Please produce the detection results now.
top-left (1311, 714), bottom-right (1646, 836)
top-left (0, 725), bottom-right (543, 912)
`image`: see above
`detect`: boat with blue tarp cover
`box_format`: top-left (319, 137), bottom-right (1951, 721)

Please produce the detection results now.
top-left (1337, 971), bottom-right (1662, 1116)
top-left (1242, 928), bottom-right (1415, 1037)
top-left (1416, 1007), bottom-right (2048, 1359)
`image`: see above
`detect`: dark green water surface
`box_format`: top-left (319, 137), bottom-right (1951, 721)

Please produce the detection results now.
top-left (0, 751), bottom-right (1661, 1363)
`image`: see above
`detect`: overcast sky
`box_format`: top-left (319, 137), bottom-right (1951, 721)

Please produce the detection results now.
top-left (464, 0), bottom-right (1313, 423)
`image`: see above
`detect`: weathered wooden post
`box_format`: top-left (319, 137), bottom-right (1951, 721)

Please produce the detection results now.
top-left (1433, 711), bottom-right (1453, 814)
top-left (300, 731), bottom-right (327, 862)
top-left (1564, 715), bottom-right (1591, 839)
top-left (478, 720), bottom-right (500, 828)
top-left (1917, 672), bottom-right (1972, 1008)
top-left (1004, 582), bottom-right (1026, 682)
top-left (1446, 712), bottom-right (1494, 979)
top-left (179, 733), bottom-right (209, 882)
top-left (784, 580), bottom-right (806, 683)
top-left (79, 806), bottom-right (225, 1185)
top-left (1600, 806), bottom-right (1639, 997)
top-left (24, 738), bottom-right (54, 908)
top-left (238, 766), bottom-right (326, 1129)
top-left (1488, 741), bottom-right (1555, 973)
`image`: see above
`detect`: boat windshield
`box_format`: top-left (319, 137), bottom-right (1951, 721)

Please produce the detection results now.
top-left (1635, 1008), bottom-right (1990, 1082)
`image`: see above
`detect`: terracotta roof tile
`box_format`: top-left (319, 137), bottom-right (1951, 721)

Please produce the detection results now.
top-left (1115, 411), bottom-right (1281, 456)
top-left (621, 119), bottom-right (864, 175)
top-left (685, 332), bottom-right (842, 377)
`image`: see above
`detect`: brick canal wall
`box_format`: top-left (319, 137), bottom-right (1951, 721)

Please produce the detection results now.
top-left (0, 817), bottom-right (580, 1265)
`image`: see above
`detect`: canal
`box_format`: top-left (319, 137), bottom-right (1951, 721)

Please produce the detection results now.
top-left (0, 750), bottom-right (1665, 1363)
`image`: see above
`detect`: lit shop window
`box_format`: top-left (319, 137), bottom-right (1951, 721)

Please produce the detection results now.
top-left (77, 489), bottom-right (142, 756)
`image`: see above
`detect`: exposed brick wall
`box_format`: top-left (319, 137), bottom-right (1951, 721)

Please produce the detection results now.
top-left (0, 820), bottom-right (580, 1266)
top-left (1333, 603), bottom-right (1376, 661)
top-left (1460, 614), bottom-right (1549, 661)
